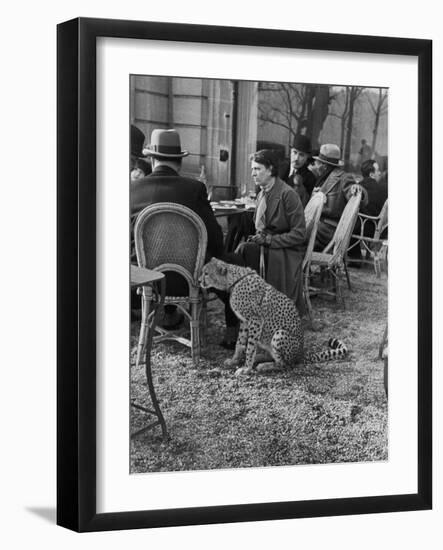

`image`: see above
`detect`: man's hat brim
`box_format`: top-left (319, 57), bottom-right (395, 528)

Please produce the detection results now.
top-left (312, 154), bottom-right (344, 167)
top-left (143, 147), bottom-right (189, 158)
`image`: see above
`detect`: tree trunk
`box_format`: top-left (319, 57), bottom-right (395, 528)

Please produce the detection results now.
top-left (371, 88), bottom-right (385, 153)
top-left (344, 87), bottom-right (363, 168)
top-left (371, 111), bottom-right (380, 154)
top-left (340, 88), bottom-right (350, 153)
top-left (310, 85), bottom-right (330, 150)
top-left (343, 90), bottom-right (355, 168)
top-left (303, 85), bottom-right (315, 138)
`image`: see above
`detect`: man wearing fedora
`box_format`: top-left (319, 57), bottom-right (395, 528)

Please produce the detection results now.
top-left (285, 135), bottom-right (316, 207)
top-left (131, 128), bottom-right (225, 328)
top-left (131, 128), bottom-right (224, 259)
top-left (311, 143), bottom-right (367, 250)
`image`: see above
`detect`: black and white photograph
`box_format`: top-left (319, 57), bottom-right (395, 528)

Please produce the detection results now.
top-left (129, 75), bottom-right (389, 473)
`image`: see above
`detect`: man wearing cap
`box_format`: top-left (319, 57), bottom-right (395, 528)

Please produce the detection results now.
top-left (286, 135), bottom-right (316, 207)
top-left (311, 143), bottom-right (367, 250)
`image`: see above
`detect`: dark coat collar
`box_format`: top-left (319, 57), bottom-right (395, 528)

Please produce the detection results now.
top-left (150, 165), bottom-right (179, 177)
top-left (361, 176), bottom-right (377, 187)
top-left (295, 164), bottom-right (311, 176)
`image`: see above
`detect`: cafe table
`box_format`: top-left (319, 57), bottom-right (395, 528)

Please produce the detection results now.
top-left (211, 201), bottom-right (256, 253)
top-left (211, 199), bottom-right (255, 218)
top-left (130, 265), bottom-right (167, 439)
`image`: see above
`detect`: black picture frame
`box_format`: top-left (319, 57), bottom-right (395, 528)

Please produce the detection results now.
top-left (57, 17), bottom-right (432, 532)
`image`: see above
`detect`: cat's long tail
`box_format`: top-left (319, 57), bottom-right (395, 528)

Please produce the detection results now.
top-left (304, 337), bottom-right (348, 363)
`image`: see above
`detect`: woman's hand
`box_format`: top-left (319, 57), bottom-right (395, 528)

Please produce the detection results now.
top-left (248, 232), bottom-right (271, 246)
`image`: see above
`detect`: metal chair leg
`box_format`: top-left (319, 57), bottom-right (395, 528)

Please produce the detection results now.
top-left (332, 268), bottom-right (345, 308)
top-left (374, 255), bottom-right (381, 278)
top-left (190, 302), bottom-right (200, 366)
top-left (303, 270), bottom-right (313, 323)
top-left (143, 340), bottom-right (168, 439)
top-left (344, 260), bottom-right (352, 290)
top-left (131, 276), bottom-right (168, 440)
top-left (200, 300), bottom-right (207, 348)
top-left (136, 294), bottom-right (152, 369)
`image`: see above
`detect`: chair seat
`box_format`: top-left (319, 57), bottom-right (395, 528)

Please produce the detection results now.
top-left (311, 251), bottom-right (340, 268)
top-left (351, 234), bottom-right (385, 245)
top-left (164, 296), bottom-right (192, 304)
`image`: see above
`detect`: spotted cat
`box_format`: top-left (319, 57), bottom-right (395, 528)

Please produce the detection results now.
top-left (200, 258), bottom-right (347, 375)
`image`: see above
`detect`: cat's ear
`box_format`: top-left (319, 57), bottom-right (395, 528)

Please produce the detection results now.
top-left (211, 257), bottom-right (227, 275)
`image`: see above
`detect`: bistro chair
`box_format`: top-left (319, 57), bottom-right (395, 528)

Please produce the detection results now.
top-left (348, 199), bottom-right (388, 277)
top-left (304, 189), bottom-right (362, 308)
top-left (134, 202), bottom-right (208, 367)
top-left (302, 191), bottom-right (325, 320)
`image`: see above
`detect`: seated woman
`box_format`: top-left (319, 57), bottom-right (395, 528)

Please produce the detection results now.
top-left (236, 149), bottom-right (307, 314)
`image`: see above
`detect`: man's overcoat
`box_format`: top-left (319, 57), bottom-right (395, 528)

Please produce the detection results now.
top-left (131, 165), bottom-right (224, 296)
top-left (131, 165), bottom-right (224, 260)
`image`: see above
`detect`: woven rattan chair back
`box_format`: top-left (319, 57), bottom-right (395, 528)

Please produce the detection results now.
top-left (325, 189), bottom-right (362, 265)
top-left (374, 199), bottom-right (388, 240)
top-left (303, 192), bottom-right (325, 271)
top-left (134, 202), bottom-right (208, 288)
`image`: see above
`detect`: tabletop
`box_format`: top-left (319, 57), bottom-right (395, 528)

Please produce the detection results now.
top-left (211, 199), bottom-right (255, 217)
top-left (130, 265), bottom-right (165, 287)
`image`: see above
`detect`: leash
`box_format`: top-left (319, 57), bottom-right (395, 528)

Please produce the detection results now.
top-left (228, 271), bottom-right (255, 292)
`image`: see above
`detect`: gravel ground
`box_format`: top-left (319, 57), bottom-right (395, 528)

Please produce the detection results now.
top-left (130, 265), bottom-right (388, 473)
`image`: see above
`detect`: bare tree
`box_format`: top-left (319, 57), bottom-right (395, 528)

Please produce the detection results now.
top-left (258, 83), bottom-right (335, 150)
top-left (258, 82), bottom-right (304, 145)
top-left (343, 86), bottom-right (365, 167)
top-left (365, 88), bottom-right (388, 153)
top-left (328, 87), bottom-right (351, 153)
top-left (307, 85), bottom-right (332, 149)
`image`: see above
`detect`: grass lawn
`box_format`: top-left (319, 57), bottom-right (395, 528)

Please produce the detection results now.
top-left (130, 265), bottom-right (388, 473)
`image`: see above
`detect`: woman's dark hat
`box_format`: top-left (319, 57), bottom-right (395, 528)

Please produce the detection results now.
top-left (143, 129), bottom-right (189, 158)
top-left (131, 125), bottom-right (146, 157)
top-left (291, 134), bottom-right (312, 154)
